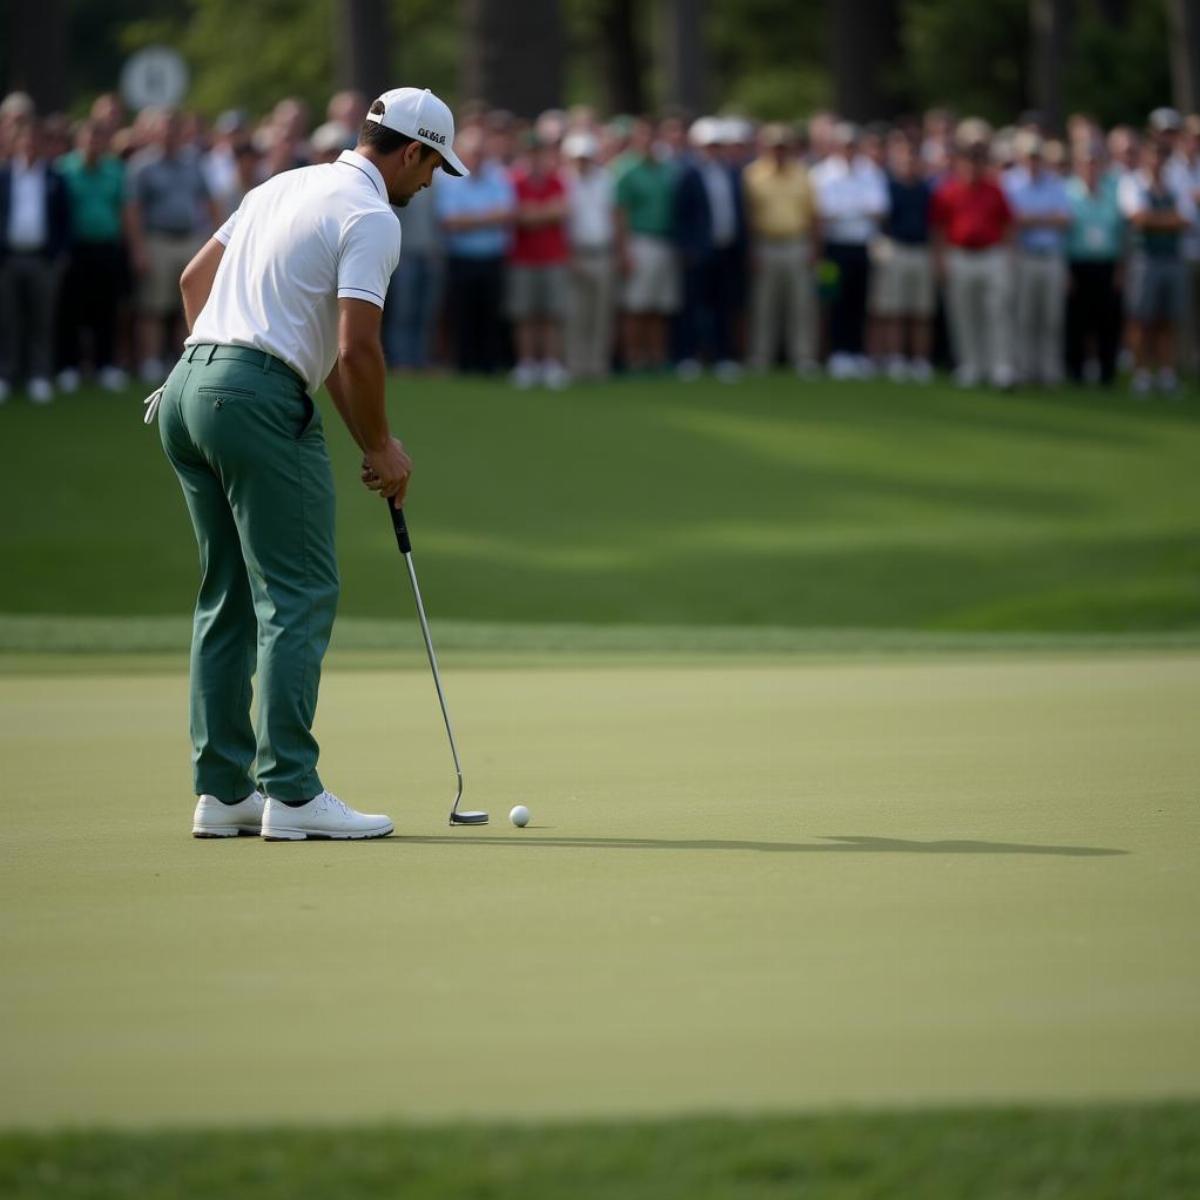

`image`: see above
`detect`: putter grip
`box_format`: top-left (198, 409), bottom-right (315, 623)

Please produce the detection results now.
top-left (386, 499), bottom-right (412, 554)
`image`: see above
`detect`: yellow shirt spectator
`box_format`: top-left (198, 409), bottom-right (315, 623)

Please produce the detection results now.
top-left (743, 155), bottom-right (817, 239)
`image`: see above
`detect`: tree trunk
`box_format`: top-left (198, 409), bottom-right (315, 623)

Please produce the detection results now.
top-left (1029, 0), bottom-right (1073, 132)
top-left (830, 0), bottom-right (903, 121)
top-left (7, 0), bottom-right (68, 111)
top-left (659, 0), bottom-right (707, 115)
top-left (597, 0), bottom-right (645, 115)
top-left (460, 0), bottom-right (566, 116)
top-left (1166, 0), bottom-right (1200, 114)
top-left (335, 0), bottom-right (391, 100)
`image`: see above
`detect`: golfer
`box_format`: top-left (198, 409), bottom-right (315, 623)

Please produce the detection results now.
top-left (153, 87), bottom-right (468, 841)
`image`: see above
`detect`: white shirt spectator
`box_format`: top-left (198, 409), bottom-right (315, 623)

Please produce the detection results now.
top-left (7, 159), bottom-right (48, 250)
top-left (565, 166), bottom-right (615, 249)
top-left (187, 149), bottom-right (402, 395)
top-left (810, 154), bottom-right (888, 244)
top-left (1118, 169), bottom-right (1196, 222)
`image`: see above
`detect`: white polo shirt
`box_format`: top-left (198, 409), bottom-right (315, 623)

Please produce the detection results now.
top-left (187, 150), bottom-right (402, 394)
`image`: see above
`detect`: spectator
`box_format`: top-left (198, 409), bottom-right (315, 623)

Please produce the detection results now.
top-left (871, 133), bottom-right (935, 382)
top-left (1163, 112), bottom-right (1200, 375)
top-left (123, 107), bottom-right (218, 383)
top-left (202, 109), bottom-right (250, 220)
top-left (383, 181), bottom-right (444, 374)
top-left (614, 118), bottom-right (678, 372)
top-left (1008, 132), bottom-right (1072, 386)
top-left (1119, 139), bottom-right (1193, 395)
top-left (562, 131), bottom-right (618, 381)
top-left (435, 127), bottom-right (515, 374)
top-left (0, 119), bottom-right (70, 404)
top-left (673, 116), bottom-right (747, 380)
top-left (327, 90), bottom-right (368, 136)
top-left (811, 122), bottom-right (888, 379)
top-left (1064, 149), bottom-right (1125, 386)
top-left (507, 137), bottom-right (571, 387)
top-left (56, 118), bottom-right (128, 392)
top-left (931, 128), bottom-right (1015, 389)
top-left (742, 122), bottom-right (820, 376)
top-left (310, 121), bottom-right (354, 165)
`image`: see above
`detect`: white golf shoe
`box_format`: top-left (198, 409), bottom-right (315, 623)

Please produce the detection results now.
top-left (192, 790), bottom-right (266, 838)
top-left (261, 791), bottom-right (393, 841)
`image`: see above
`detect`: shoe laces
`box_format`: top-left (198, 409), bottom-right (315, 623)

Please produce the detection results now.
top-left (316, 791), bottom-right (352, 817)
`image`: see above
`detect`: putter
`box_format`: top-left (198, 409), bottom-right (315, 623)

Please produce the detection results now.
top-left (385, 500), bottom-right (488, 826)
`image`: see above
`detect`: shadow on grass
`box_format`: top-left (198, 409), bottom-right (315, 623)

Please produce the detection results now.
top-left (391, 833), bottom-right (1128, 857)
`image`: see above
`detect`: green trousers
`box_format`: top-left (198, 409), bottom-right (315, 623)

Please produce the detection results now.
top-left (158, 344), bottom-right (338, 803)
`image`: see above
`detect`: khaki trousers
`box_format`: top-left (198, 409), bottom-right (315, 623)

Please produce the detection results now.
top-left (566, 249), bottom-right (616, 377)
top-left (946, 247), bottom-right (1014, 385)
top-left (748, 237), bottom-right (816, 370)
top-left (1014, 252), bottom-right (1066, 384)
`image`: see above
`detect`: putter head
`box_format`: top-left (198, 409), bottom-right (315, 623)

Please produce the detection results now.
top-left (450, 809), bottom-right (489, 826)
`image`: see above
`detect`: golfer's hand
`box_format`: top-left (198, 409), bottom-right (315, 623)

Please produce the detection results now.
top-left (361, 438), bottom-right (412, 509)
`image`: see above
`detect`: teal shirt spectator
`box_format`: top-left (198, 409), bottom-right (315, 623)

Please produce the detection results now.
top-left (57, 151), bottom-right (124, 244)
top-left (1065, 176), bottom-right (1124, 262)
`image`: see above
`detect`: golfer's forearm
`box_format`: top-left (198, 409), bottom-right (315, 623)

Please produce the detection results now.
top-left (324, 369), bottom-right (364, 449)
top-left (337, 344), bottom-right (390, 453)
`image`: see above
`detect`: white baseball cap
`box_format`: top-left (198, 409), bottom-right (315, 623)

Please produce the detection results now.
top-left (365, 86), bottom-right (470, 176)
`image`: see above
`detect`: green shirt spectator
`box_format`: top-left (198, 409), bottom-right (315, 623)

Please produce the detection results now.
top-left (615, 155), bottom-right (675, 237)
top-left (1064, 175), bottom-right (1124, 262)
top-left (57, 150), bottom-right (124, 243)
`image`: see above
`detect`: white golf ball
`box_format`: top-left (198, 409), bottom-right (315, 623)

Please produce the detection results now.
top-left (509, 805), bottom-right (530, 828)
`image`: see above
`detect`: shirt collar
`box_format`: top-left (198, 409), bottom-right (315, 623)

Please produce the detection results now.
top-left (336, 149), bottom-right (386, 200)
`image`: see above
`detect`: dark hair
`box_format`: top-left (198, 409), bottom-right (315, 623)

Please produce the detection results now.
top-left (358, 100), bottom-right (435, 157)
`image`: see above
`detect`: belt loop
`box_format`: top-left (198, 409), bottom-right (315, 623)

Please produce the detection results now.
top-left (186, 345), bottom-right (199, 363)
top-left (205, 344), bottom-right (218, 365)
top-left (261, 350), bottom-right (271, 374)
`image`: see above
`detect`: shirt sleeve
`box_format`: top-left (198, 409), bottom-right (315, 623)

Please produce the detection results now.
top-left (337, 209), bottom-right (403, 308)
top-left (213, 205), bottom-right (240, 245)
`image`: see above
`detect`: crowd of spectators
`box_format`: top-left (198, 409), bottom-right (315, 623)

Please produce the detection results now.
top-left (1, 84), bottom-right (1198, 404)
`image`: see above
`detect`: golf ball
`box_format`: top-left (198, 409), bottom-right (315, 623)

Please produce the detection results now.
top-left (509, 805), bottom-right (530, 828)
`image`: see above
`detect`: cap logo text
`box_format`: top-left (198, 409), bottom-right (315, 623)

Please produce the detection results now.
top-left (418, 128), bottom-right (446, 145)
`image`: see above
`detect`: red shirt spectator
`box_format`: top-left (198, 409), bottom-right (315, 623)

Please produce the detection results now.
top-left (510, 165), bottom-right (568, 265)
top-left (931, 175), bottom-right (1013, 249)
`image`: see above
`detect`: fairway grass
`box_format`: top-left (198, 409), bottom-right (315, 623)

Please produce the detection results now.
top-left (3, 653), bottom-right (1197, 1129)
top-left (3, 1103), bottom-right (1199, 1199)
top-left (2, 374), bottom-right (1198, 633)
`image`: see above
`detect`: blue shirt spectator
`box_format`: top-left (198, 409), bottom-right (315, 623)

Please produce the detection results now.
top-left (1064, 174), bottom-right (1124, 261)
top-left (434, 161), bottom-right (515, 259)
top-left (1009, 169), bottom-right (1072, 255)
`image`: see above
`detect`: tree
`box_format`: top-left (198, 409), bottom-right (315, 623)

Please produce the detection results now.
top-left (1166, 0), bottom-right (1200, 112)
top-left (831, 0), bottom-right (904, 121)
top-left (336, 0), bottom-right (391, 99)
top-left (460, 0), bottom-right (566, 114)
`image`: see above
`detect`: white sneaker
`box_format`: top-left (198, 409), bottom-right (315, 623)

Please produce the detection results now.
top-left (192, 790), bottom-right (266, 838)
top-left (98, 366), bottom-right (129, 392)
top-left (1131, 369), bottom-right (1153, 397)
top-left (852, 355), bottom-right (877, 379)
top-left (261, 791), bottom-right (393, 841)
top-left (675, 358), bottom-right (703, 382)
top-left (886, 356), bottom-right (909, 383)
top-left (57, 368), bottom-right (81, 393)
top-left (714, 359), bottom-right (742, 383)
top-left (510, 360), bottom-right (540, 389)
top-left (541, 359), bottom-right (570, 390)
top-left (827, 352), bottom-right (855, 380)
top-left (908, 358), bottom-right (933, 383)
top-left (1156, 367), bottom-right (1179, 395)
top-left (27, 378), bottom-right (54, 404)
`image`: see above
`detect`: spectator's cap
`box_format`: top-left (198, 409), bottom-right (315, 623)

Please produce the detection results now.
top-left (0, 91), bottom-right (35, 120)
top-left (720, 116), bottom-right (754, 145)
top-left (312, 120), bottom-right (354, 155)
top-left (366, 86), bottom-right (469, 176)
top-left (759, 122), bottom-right (792, 148)
top-left (1149, 106), bottom-right (1183, 132)
top-left (955, 117), bottom-right (993, 152)
top-left (214, 109), bottom-right (248, 136)
top-left (689, 116), bottom-right (723, 146)
top-left (562, 130), bottom-right (599, 160)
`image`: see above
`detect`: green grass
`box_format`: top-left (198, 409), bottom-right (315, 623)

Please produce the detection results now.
top-left (1, 374), bottom-right (1198, 635)
top-left (3, 1103), bottom-right (1199, 1199)
top-left (3, 656), bottom-right (1198, 1130)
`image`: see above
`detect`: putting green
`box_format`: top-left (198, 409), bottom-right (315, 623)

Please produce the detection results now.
top-left (2, 653), bottom-right (1198, 1127)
